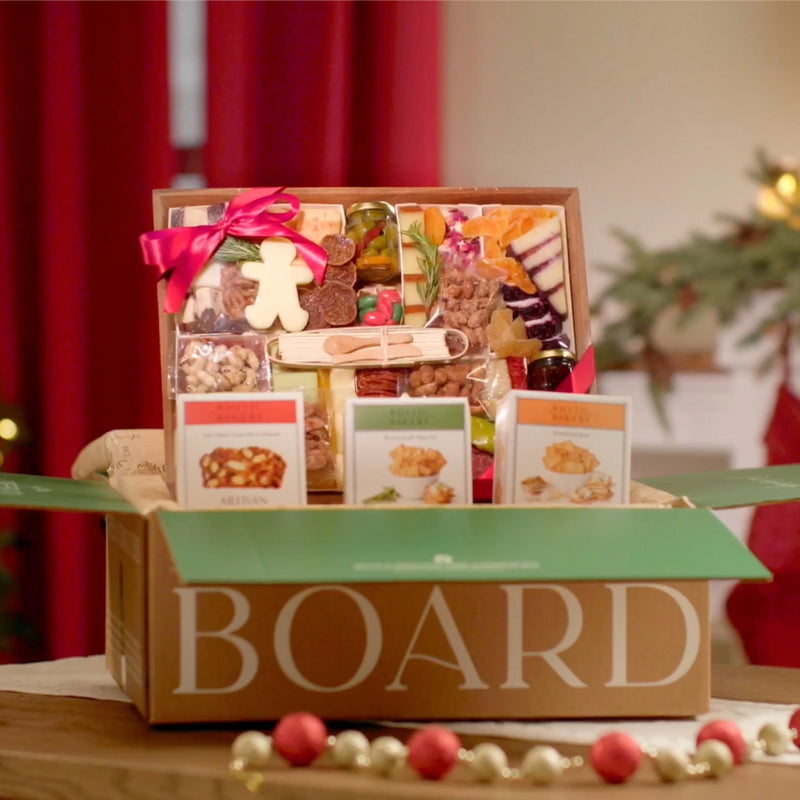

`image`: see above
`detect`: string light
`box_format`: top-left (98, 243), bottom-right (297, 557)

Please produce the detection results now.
top-left (228, 709), bottom-right (800, 790)
top-left (0, 417), bottom-right (19, 442)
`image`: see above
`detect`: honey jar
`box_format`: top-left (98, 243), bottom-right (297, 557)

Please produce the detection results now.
top-left (527, 348), bottom-right (576, 391)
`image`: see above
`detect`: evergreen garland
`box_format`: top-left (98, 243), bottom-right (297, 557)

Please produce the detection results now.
top-left (591, 150), bottom-right (800, 424)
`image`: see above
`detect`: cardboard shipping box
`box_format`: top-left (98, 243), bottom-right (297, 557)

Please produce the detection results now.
top-left (0, 450), bottom-right (791, 725)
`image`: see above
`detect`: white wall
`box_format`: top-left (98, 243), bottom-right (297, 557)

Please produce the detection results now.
top-left (443, 2), bottom-right (800, 628)
top-left (443, 1), bottom-right (800, 298)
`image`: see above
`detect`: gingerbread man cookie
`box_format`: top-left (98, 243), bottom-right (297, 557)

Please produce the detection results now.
top-left (240, 239), bottom-right (314, 332)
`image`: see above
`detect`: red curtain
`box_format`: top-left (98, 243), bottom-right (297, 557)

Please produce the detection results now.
top-left (0, 0), bottom-right (440, 660)
top-left (205, 0), bottom-right (441, 187)
top-left (0, 1), bottom-right (173, 659)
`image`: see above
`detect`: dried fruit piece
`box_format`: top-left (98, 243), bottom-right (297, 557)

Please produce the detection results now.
top-left (298, 287), bottom-right (327, 330)
top-left (320, 233), bottom-right (357, 266)
top-left (325, 262), bottom-right (357, 286)
top-left (462, 216), bottom-right (504, 240)
top-left (424, 206), bottom-right (447, 245)
top-left (484, 238), bottom-right (504, 259)
top-left (510, 206), bottom-right (557, 224)
top-left (318, 281), bottom-right (358, 326)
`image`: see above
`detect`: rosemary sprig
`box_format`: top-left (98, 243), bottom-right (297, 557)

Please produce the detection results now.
top-left (402, 222), bottom-right (442, 312)
top-left (214, 235), bottom-right (261, 263)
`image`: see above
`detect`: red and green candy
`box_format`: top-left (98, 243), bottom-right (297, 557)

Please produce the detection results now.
top-left (358, 289), bottom-right (403, 326)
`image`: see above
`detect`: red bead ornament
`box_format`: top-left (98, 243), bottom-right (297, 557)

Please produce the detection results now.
top-left (272, 712), bottom-right (328, 767)
top-left (789, 708), bottom-right (800, 749)
top-left (589, 732), bottom-right (643, 784)
top-left (407, 725), bottom-right (462, 780)
top-left (696, 719), bottom-right (748, 765)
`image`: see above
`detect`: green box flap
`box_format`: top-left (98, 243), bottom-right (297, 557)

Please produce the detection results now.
top-left (0, 473), bottom-right (136, 514)
top-left (640, 464), bottom-right (800, 509)
top-left (157, 506), bottom-right (770, 585)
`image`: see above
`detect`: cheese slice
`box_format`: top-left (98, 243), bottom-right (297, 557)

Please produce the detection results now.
top-left (271, 364), bottom-right (320, 404)
top-left (403, 278), bottom-right (426, 307)
top-left (292, 205), bottom-right (344, 244)
top-left (403, 310), bottom-right (428, 328)
top-left (401, 245), bottom-right (424, 276)
top-left (509, 215), bottom-right (562, 257)
top-left (398, 205), bottom-right (425, 244)
top-left (548, 284), bottom-right (568, 317)
top-left (330, 368), bottom-right (357, 456)
top-left (531, 256), bottom-right (565, 293)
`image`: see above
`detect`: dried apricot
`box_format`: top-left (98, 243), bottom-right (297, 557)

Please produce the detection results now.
top-left (424, 206), bottom-right (447, 246)
top-left (484, 238), bottom-right (504, 259)
top-left (500, 221), bottom-right (524, 248)
top-left (475, 259), bottom-right (508, 282)
top-left (462, 216), bottom-right (504, 239)
top-left (509, 206), bottom-right (556, 224)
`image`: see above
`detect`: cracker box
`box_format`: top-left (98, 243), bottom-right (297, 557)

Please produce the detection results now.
top-left (344, 397), bottom-right (472, 506)
top-left (0, 456), bottom-right (784, 724)
top-left (494, 390), bottom-right (632, 505)
top-left (175, 392), bottom-right (306, 508)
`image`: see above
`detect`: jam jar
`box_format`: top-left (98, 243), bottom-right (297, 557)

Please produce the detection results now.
top-left (345, 201), bottom-right (400, 283)
top-left (527, 348), bottom-right (577, 391)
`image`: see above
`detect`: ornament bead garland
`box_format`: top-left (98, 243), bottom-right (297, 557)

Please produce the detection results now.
top-left (328, 730), bottom-right (371, 769)
top-left (464, 742), bottom-right (509, 782)
top-left (696, 718), bottom-right (749, 765)
top-left (520, 744), bottom-right (581, 785)
top-left (406, 725), bottom-right (462, 780)
top-left (590, 731), bottom-right (644, 783)
top-left (694, 740), bottom-right (734, 778)
top-left (368, 735), bottom-right (407, 776)
top-left (757, 722), bottom-right (794, 756)
top-left (652, 747), bottom-right (691, 782)
top-left (271, 711), bottom-right (328, 767)
top-left (229, 708), bottom-right (800, 791)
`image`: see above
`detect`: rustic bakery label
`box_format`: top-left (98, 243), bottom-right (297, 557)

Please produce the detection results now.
top-left (176, 392), bottom-right (306, 508)
top-left (494, 390), bottom-right (631, 506)
top-left (344, 398), bottom-right (472, 506)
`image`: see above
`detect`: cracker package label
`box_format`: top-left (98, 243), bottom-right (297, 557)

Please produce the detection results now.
top-left (494, 391), bottom-right (631, 505)
top-left (345, 398), bottom-right (472, 506)
top-left (176, 392), bottom-right (306, 508)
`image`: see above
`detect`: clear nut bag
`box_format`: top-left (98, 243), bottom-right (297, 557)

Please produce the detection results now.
top-left (174, 334), bottom-right (268, 396)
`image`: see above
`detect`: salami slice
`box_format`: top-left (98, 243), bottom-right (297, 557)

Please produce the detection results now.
top-left (321, 234), bottom-right (357, 267)
top-left (319, 282), bottom-right (358, 327)
top-left (356, 369), bottom-right (401, 397)
top-left (325, 261), bottom-right (357, 286)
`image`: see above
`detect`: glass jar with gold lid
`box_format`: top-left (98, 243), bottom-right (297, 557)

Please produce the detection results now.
top-left (527, 348), bottom-right (576, 391)
top-left (345, 201), bottom-right (400, 283)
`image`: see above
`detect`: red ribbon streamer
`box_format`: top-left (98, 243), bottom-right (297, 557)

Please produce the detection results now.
top-left (139, 187), bottom-right (328, 313)
top-left (556, 344), bottom-right (596, 394)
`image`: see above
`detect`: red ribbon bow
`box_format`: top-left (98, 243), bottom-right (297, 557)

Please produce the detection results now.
top-left (139, 187), bottom-right (328, 313)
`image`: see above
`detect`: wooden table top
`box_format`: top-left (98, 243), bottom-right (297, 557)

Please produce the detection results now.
top-left (0, 663), bottom-right (796, 799)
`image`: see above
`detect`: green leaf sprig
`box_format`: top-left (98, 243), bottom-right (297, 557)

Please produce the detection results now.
top-left (213, 235), bottom-right (261, 263)
top-left (402, 222), bottom-right (442, 312)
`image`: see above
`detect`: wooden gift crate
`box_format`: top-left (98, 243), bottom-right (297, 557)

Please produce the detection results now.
top-left (150, 187), bottom-right (591, 500)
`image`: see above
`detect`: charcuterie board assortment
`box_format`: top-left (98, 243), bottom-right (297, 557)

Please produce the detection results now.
top-left (141, 187), bottom-right (593, 507)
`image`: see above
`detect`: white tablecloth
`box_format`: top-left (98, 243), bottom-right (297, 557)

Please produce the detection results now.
top-left (0, 656), bottom-right (796, 765)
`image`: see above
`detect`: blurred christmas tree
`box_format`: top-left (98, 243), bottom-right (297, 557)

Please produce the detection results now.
top-left (592, 150), bottom-right (800, 425)
top-left (0, 401), bottom-right (39, 654)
